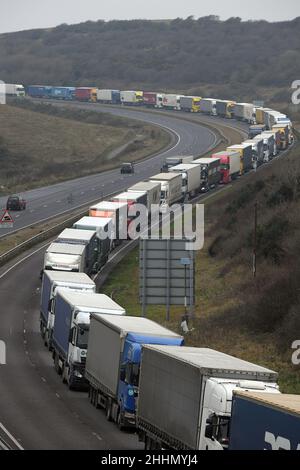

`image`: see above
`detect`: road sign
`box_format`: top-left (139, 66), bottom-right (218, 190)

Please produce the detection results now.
top-left (139, 238), bottom-right (195, 319)
top-left (0, 210), bottom-right (14, 228)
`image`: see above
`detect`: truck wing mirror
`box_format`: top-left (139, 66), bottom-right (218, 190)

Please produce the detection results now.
top-left (205, 423), bottom-right (214, 440)
top-left (120, 367), bottom-right (126, 382)
top-left (69, 328), bottom-right (74, 344)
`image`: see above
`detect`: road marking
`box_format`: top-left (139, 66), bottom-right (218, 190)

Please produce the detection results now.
top-left (55, 393), bottom-right (60, 399)
top-left (80, 191), bottom-right (85, 195)
top-left (29, 210), bottom-right (34, 213)
top-left (56, 200), bottom-right (61, 203)
top-left (0, 242), bottom-right (50, 280)
top-left (41, 377), bottom-right (47, 383)
top-left (92, 432), bottom-right (103, 441)
top-left (0, 422), bottom-right (24, 450)
top-left (43, 205), bottom-right (47, 208)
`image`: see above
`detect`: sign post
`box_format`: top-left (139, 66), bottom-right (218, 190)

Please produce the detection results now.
top-left (139, 238), bottom-right (195, 320)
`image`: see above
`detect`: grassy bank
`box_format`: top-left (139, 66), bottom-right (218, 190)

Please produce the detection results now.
top-left (102, 142), bottom-right (300, 393)
top-left (0, 101), bottom-right (170, 194)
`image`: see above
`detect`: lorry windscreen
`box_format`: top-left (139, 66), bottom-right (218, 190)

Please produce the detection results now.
top-left (220, 164), bottom-right (229, 170)
top-left (77, 324), bottom-right (89, 348)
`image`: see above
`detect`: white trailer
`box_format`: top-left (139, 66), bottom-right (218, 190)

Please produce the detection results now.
top-left (233, 103), bottom-right (256, 123)
top-left (162, 94), bottom-right (182, 110)
top-left (128, 181), bottom-right (161, 209)
top-left (5, 83), bottom-right (25, 96)
top-left (169, 163), bottom-right (201, 198)
top-left (149, 172), bottom-right (183, 207)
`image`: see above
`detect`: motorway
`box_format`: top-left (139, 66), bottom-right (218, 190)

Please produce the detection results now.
top-left (0, 104), bottom-right (248, 237)
top-left (0, 106), bottom-right (248, 449)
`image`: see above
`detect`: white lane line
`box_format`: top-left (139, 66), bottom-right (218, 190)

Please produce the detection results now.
top-left (80, 191), bottom-right (85, 195)
top-left (0, 422), bottom-right (24, 450)
top-left (43, 205), bottom-right (47, 208)
top-left (41, 377), bottom-right (47, 383)
top-left (55, 393), bottom-right (60, 399)
top-left (0, 242), bottom-right (50, 280)
top-left (56, 200), bottom-right (61, 203)
top-left (92, 432), bottom-right (103, 441)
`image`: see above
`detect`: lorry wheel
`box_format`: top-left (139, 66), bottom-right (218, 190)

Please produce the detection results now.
top-left (54, 354), bottom-right (62, 375)
top-left (105, 399), bottom-right (112, 421)
top-left (117, 410), bottom-right (125, 431)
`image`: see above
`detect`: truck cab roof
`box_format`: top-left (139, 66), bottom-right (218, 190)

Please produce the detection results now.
top-left (56, 290), bottom-right (126, 315)
top-left (57, 228), bottom-right (96, 242)
top-left (47, 243), bottom-right (85, 255)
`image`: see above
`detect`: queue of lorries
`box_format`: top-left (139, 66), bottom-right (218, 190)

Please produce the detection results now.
top-left (36, 92), bottom-right (299, 448)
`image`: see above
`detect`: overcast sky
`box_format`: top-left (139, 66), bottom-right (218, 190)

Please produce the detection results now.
top-left (1, 0), bottom-right (300, 34)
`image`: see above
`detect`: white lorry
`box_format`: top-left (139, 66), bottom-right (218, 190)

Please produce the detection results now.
top-left (137, 346), bottom-right (279, 450)
top-left (162, 94), bottom-right (182, 110)
top-left (149, 172), bottom-right (183, 209)
top-left (128, 181), bottom-right (161, 210)
top-left (52, 290), bottom-right (126, 390)
top-left (169, 163), bottom-right (201, 199)
top-left (44, 243), bottom-right (89, 275)
top-left (233, 103), bottom-right (256, 123)
top-left (5, 83), bottom-right (25, 97)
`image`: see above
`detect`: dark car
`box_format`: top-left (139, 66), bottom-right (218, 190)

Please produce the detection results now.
top-left (6, 195), bottom-right (26, 211)
top-left (120, 162), bottom-right (134, 174)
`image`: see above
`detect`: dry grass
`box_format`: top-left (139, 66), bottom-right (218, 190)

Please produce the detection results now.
top-left (0, 104), bottom-right (169, 193)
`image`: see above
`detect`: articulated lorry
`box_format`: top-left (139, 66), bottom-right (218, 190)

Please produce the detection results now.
top-left (137, 346), bottom-right (279, 450)
top-left (75, 87), bottom-right (97, 102)
top-left (272, 124), bottom-right (290, 149)
top-left (199, 98), bottom-right (217, 115)
top-left (149, 172), bottom-right (183, 208)
top-left (89, 200), bottom-right (128, 245)
top-left (120, 90), bottom-right (143, 106)
top-left (55, 228), bottom-right (107, 272)
top-left (210, 151), bottom-right (240, 184)
top-left (72, 217), bottom-right (114, 254)
top-left (40, 271), bottom-right (96, 348)
top-left (85, 314), bottom-right (183, 429)
top-left (233, 103), bottom-right (256, 123)
top-left (259, 133), bottom-right (276, 162)
top-left (229, 392), bottom-right (300, 450)
top-left (143, 92), bottom-right (163, 108)
top-left (243, 139), bottom-right (264, 167)
top-left (96, 89), bottom-right (120, 104)
top-left (169, 163), bottom-right (201, 199)
top-left (52, 290), bottom-right (125, 390)
top-left (161, 155), bottom-right (194, 172)
top-left (193, 157), bottom-right (221, 191)
top-left (5, 83), bottom-right (25, 97)
top-left (43, 243), bottom-right (93, 276)
top-left (180, 96), bottom-right (201, 113)
top-left (162, 94), bottom-right (182, 111)
top-left (50, 86), bottom-right (75, 100)
top-left (216, 100), bottom-right (235, 118)
top-left (128, 181), bottom-right (161, 210)
top-left (248, 124), bottom-right (266, 139)
top-left (227, 143), bottom-right (253, 175)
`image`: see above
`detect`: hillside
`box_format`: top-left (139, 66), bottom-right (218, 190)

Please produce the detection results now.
top-left (0, 101), bottom-right (169, 193)
top-left (1, 17), bottom-right (300, 102)
top-left (101, 138), bottom-right (300, 393)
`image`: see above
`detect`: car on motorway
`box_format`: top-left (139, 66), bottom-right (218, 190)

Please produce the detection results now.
top-left (120, 162), bottom-right (134, 174)
top-left (6, 195), bottom-right (26, 211)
